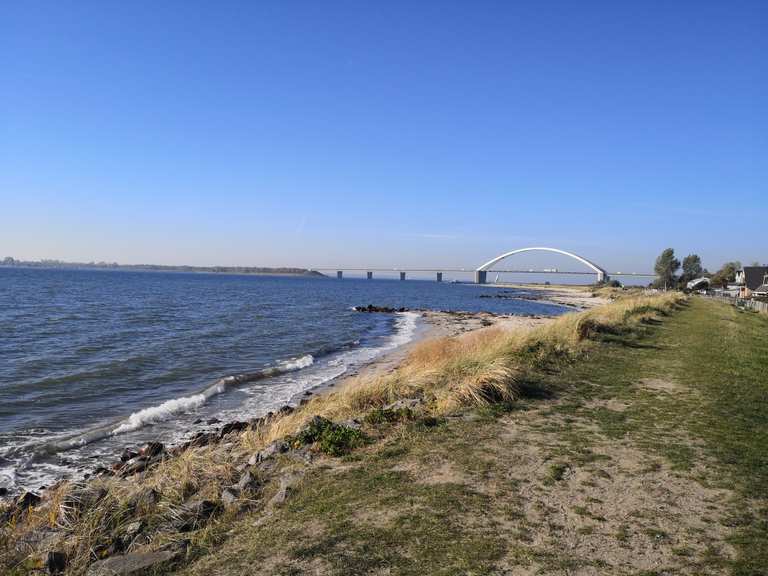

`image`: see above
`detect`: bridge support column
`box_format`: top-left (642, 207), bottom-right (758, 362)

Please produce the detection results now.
top-left (367, 271), bottom-right (373, 280)
top-left (336, 270), bottom-right (343, 280)
top-left (436, 272), bottom-right (443, 282)
top-left (597, 271), bottom-right (606, 283)
top-left (400, 272), bottom-right (406, 281)
top-left (475, 270), bottom-right (487, 284)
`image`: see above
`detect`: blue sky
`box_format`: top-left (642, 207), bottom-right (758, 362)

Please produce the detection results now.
top-left (1, 1), bottom-right (765, 273)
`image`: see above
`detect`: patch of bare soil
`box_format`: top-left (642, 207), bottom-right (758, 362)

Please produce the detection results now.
top-left (639, 377), bottom-right (684, 393)
top-left (481, 406), bottom-right (735, 575)
top-left (392, 459), bottom-right (469, 486)
top-left (585, 398), bottom-right (630, 412)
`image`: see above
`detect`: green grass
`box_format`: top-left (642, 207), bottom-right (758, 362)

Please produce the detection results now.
top-left (173, 298), bottom-right (768, 575)
top-left (533, 298), bottom-right (768, 575)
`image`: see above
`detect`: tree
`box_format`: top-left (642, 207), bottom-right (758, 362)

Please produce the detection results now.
top-left (710, 261), bottom-right (741, 289)
top-left (679, 254), bottom-right (703, 286)
top-left (653, 248), bottom-right (680, 289)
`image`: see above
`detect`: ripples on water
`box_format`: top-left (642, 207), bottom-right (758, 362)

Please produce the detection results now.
top-left (0, 268), bottom-right (569, 491)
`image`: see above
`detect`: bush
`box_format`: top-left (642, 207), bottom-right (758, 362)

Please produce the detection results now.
top-left (318, 426), bottom-right (365, 456)
top-left (293, 416), bottom-right (366, 456)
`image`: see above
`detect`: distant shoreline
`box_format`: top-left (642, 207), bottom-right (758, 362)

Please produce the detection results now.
top-left (0, 261), bottom-right (326, 278)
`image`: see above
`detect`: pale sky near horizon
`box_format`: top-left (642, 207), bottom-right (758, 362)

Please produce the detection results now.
top-left (1, 1), bottom-right (765, 274)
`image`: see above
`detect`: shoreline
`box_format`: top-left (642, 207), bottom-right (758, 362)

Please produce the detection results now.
top-left (1, 285), bottom-right (592, 497)
top-left (2, 293), bottom-right (717, 576)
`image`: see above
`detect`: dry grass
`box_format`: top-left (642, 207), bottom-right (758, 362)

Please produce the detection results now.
top-left (251, 291), bottom-right (684, 446)
top-left (0, 292), bottom-right (686, 575)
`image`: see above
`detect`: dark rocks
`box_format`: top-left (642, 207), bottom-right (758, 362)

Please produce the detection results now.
top-left (0, 486), bottom-right (8, 497)
top-left (138, 442), bottom-right (164, 458)
top-left (126, 488), bottom-right (160, 513)
top-left (176, 499), bottom-right (219, 531)
top-left (188, 431), bottom-right (216, 448)
top-left (220, 488), bottom-right (239, 506)
top-left (120, 448), bottom-right (139, 462)
top-left (206, 418), bottom-right (221, 425)
top-left (119, 457), bottom-right (148, 477)
top-left (248, 441), bottom-right (289, 465)
top-left (86, 544), bottom-right (185, 576)
top-left (116, 443), bottom-right (167, 478)
top-left (354, 305), bottom-right (410, 313)
top-left (277, 405), bottom-right (294, 416)
top-left (44, 550), bottom-right (67, 574)
top-left (219, 421), bottom-right (248, 438)
top-left (284, 445), bottom-right (314, 464)
top-left (13, 527), bottom-right (59, 555)
top-left (235, 469), bottom-right (260, 492)
top-left (268, 471), bottom-right (304, 507)
top-left (92, 466), bottom-right (112, 477)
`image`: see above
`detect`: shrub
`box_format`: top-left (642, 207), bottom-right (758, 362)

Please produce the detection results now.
top-left (292, 416), bottom-right (366, 456)
top-left (318, 426), bottom-right (366, 456)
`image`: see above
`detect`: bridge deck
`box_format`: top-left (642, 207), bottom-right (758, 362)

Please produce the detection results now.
top-left (311, 268), bottom-right (654, 277)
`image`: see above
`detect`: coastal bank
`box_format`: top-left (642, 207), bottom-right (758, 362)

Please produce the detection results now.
top-left (2, 291), bottom-right (766, 575)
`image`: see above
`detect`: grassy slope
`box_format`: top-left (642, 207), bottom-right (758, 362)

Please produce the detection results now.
top-left (177, 299), bottom-right (768, 576)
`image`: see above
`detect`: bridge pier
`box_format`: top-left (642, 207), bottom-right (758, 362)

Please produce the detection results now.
top-left (367, 271), bottom-right (373, 280)
top-left (336, 271), bottom-right (343, 280)
top-left (475, 270), bottom-right (487, 284)
top-left (400, 272), bottom-right (406, 281)
top-left (436, 272), bottom-right (443, 282)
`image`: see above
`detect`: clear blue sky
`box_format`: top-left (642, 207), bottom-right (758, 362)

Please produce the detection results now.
top-left (1, 1), bottom-right (765, 273)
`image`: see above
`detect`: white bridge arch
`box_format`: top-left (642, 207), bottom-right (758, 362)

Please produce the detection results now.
top-left (475, 247), bottom-right (608, 284)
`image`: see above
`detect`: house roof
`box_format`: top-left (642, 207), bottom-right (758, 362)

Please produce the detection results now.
top-left (741, 267), bottom-right (768, 290)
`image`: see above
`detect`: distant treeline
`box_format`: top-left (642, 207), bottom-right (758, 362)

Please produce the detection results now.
top-left (0, 257), bottom-right (324, 276)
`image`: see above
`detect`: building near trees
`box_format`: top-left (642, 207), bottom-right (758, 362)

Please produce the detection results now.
top-left (735, 267), bottom-right (768, 298)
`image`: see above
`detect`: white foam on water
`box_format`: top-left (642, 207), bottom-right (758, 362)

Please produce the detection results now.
top-left (110, 354), bottom-right (315, 436)
top-left (111, 393), bottom-right (208, 435)
top-left (1, 314), bottom-right (419, 494)
top-left (279, 354), bottom-right (314, 371)
top-left (220, 312), bottom-right (421, 423)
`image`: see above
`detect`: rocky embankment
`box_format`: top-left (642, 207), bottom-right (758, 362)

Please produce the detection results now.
top-left (0, 397), bottom-right (426, 575)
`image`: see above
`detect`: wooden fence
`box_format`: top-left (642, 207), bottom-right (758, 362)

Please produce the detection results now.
top-left (703, 294), bottom-right (768, 315)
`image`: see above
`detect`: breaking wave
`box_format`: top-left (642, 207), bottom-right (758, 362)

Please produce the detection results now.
top-left (110, 355), bottom-right (315, 435)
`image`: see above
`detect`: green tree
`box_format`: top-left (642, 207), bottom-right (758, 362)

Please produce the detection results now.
top-left (654, 248), bottom-right (680, 290)
top-left (680, 254), bottom-right (703, 286)
top-left (710, 261), bottom-right (741, 288)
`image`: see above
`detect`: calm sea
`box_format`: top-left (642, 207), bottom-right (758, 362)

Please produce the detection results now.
top-left (0, 268), bottom-right (569, 492)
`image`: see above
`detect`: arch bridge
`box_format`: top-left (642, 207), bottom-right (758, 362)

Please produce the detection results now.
top-left (474, 247), bottom-right (608, 284)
